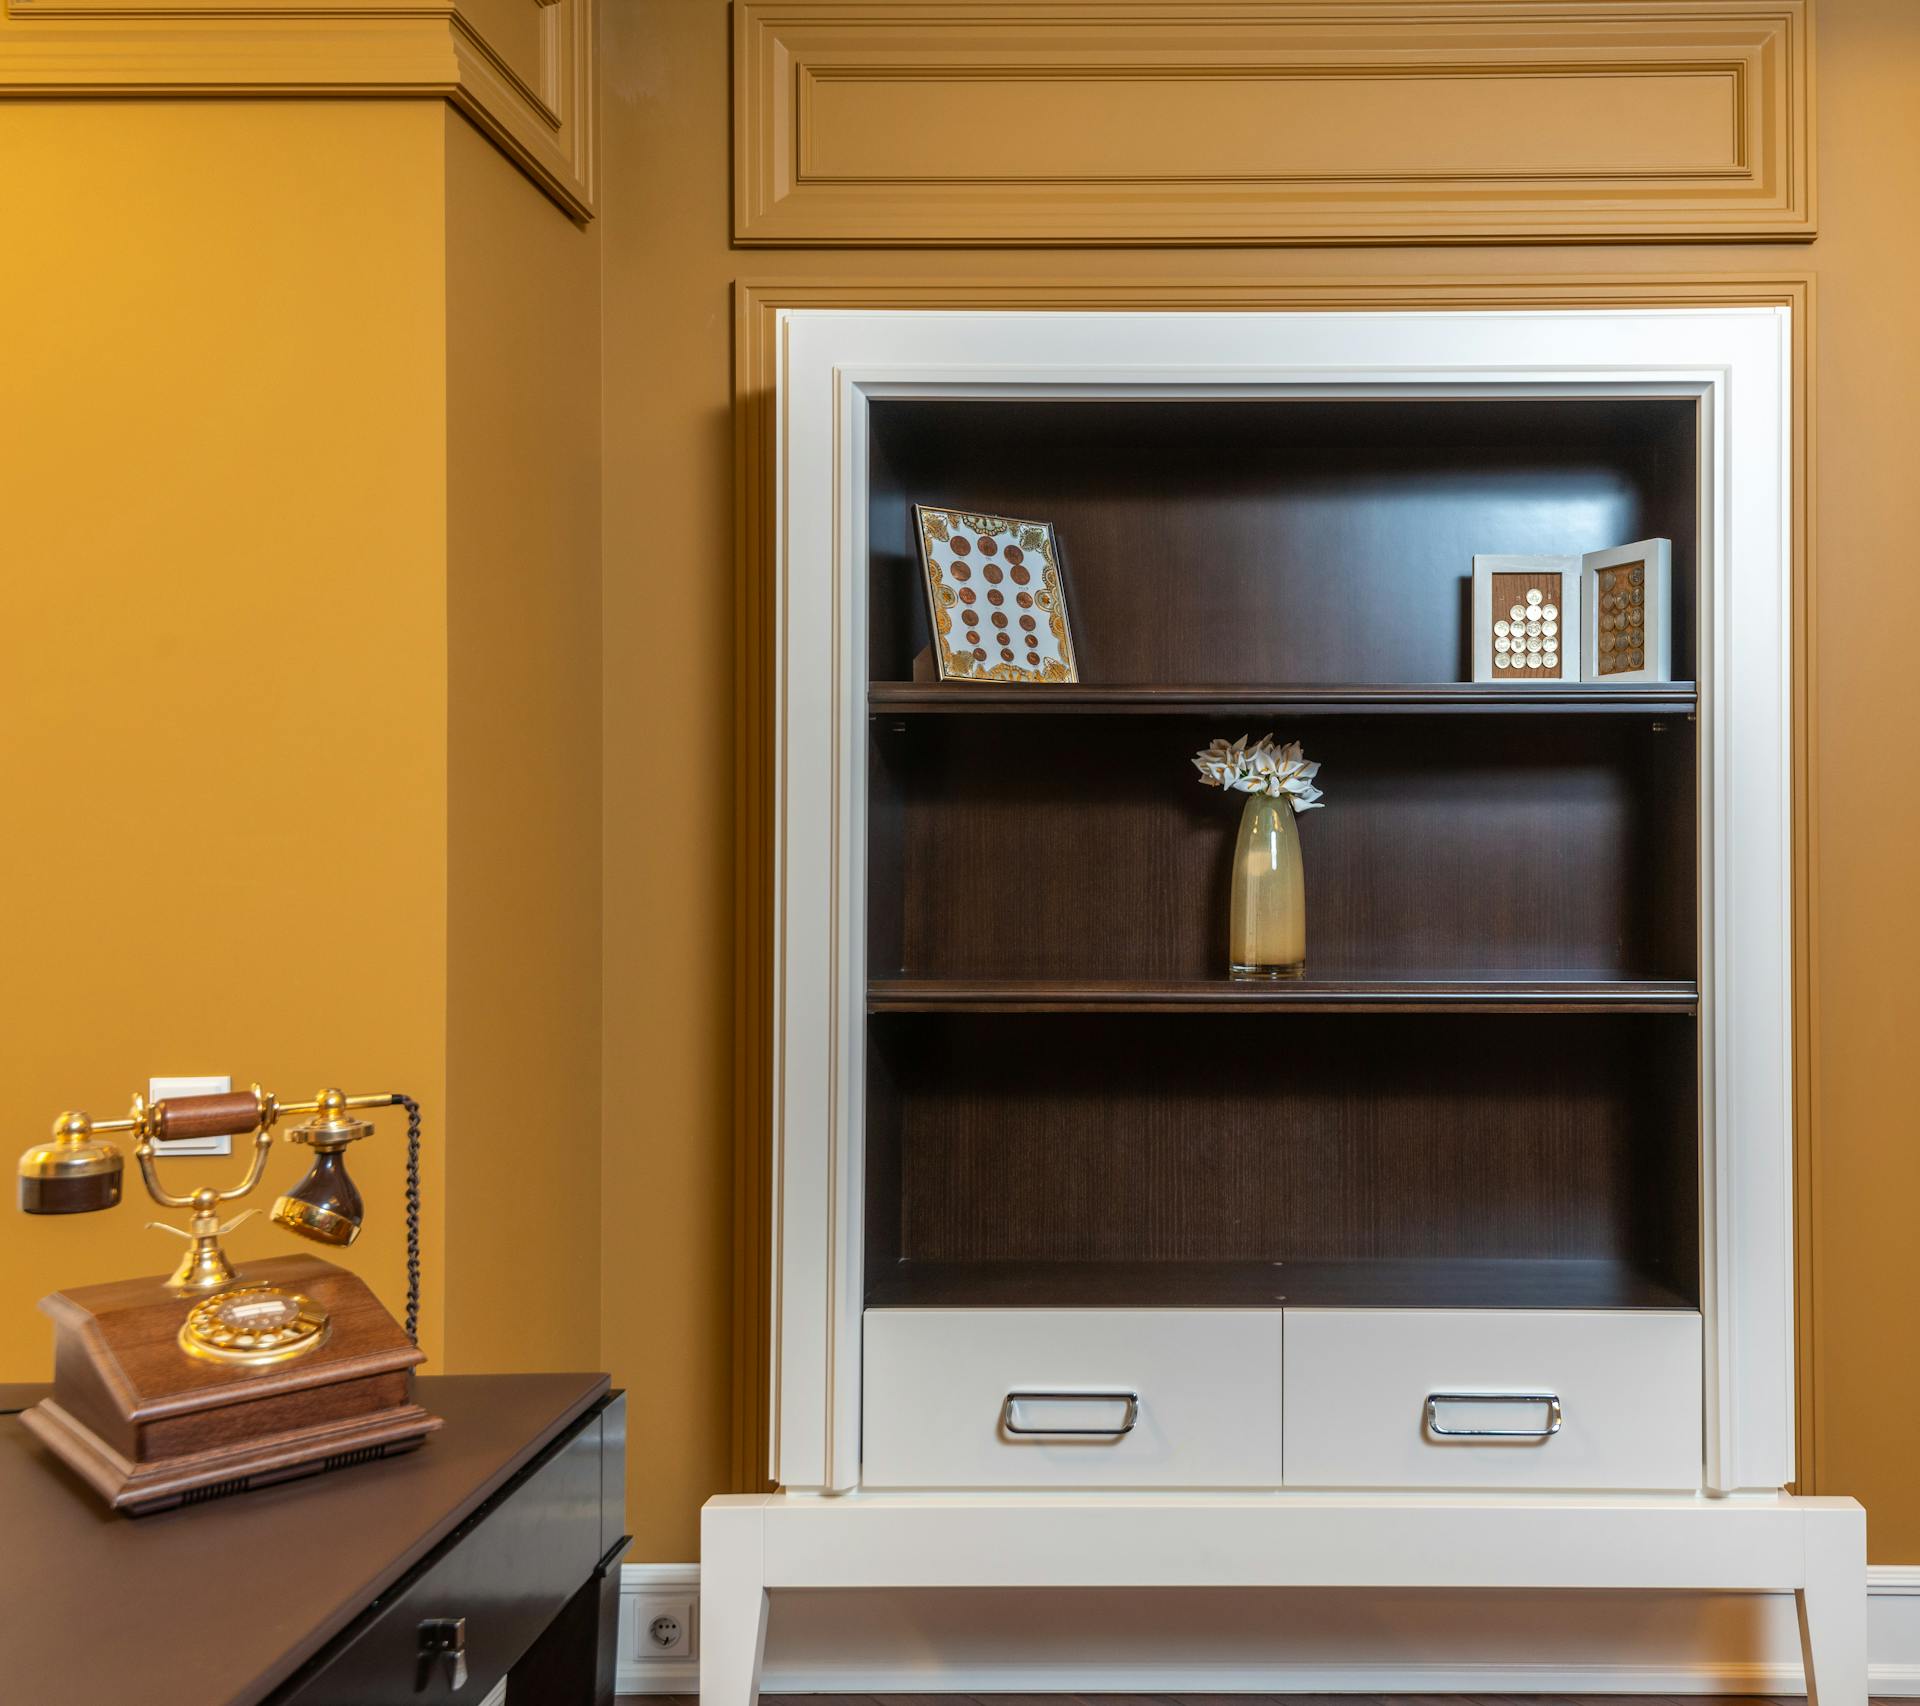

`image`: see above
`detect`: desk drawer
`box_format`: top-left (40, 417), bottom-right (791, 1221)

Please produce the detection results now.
top-left (275, 1405), bottom-right (609, 1704)
top-left (1282, 1309), bottom-right (1701, 1491)
top-left (862, 1309), bottom-right (1283, 1489)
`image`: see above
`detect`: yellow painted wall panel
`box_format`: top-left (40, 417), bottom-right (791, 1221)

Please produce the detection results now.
top-left (1790, 0), bottom-right (1920, 1558)
top-left (0, 100), bottom-right (452, 1368)
top-left (735, 0), bottom-right (1810, 244)
top-left (443, 106), bottom-right (603, 1374)
top-left (603, 0), bottom-right (1920, 1560)
top-left (600, 0), bottom-right (738, 1562)
top-left (801, 70), bottom-right (1742, 183)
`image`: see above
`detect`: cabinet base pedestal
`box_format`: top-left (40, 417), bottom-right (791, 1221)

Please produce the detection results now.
top-left (700, 1490), bottom-right (1867, 1706)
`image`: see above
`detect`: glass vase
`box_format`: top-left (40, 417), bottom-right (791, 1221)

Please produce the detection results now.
top-left (1228, 791), bottom-right (1306, 980)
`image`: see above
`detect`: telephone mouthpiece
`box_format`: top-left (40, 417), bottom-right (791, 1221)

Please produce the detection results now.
top-left (272, 1147), bottom-right (365, 1247)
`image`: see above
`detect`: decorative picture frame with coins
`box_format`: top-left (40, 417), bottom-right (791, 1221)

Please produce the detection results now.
top-left (1471, 554), bottom-right (1583, 683)
top-left (1581, 538), bottom-right (1672, 684)
top-left (914, 505), bottom-right (1079, 684)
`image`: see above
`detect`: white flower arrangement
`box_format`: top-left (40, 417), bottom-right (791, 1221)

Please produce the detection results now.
top-left (1192, 734), bottom-right (1325, 812)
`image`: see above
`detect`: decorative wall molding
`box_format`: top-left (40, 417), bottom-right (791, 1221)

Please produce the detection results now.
top-left (734, 0), bottom-right (1813, 247)
top-left (0, 0), bottom-right (596, 220)
top-left (614, 1562), bottom-right (1920, 1695)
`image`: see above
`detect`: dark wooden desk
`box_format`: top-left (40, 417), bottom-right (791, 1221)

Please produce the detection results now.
top-left (0, 1372), bottom-right (628, 1706)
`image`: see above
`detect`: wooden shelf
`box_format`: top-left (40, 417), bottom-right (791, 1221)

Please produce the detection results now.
top-left (869, 682), bottom-right (1698, 717)
top-left (860, 398), bottom-right (1705, 1312)
top-left (868, 976), bottom-right (1699, 1015)
top-left (865, 1258), bottom-right (1698, 1312)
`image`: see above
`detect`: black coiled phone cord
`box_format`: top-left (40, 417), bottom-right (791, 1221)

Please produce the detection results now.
top-left (392, 1093), bottom-right (422, 1346)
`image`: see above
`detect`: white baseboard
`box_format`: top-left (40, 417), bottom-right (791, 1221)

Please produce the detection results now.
top-left (617, 1563), bottom-right (1920, 1696)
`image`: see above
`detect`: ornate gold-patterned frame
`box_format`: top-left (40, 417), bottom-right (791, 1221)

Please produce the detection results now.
top-left (914, 505), bottom-right (1078, 684)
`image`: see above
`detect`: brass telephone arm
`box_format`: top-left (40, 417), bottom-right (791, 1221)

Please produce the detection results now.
top-left (131, 1086), bottom-right (276, 1211)
top-left (131, 1086), bottom-right (396, 1293)
top-left (22, 1084), bottom-right (417, 1312)
top-left (126, 1084), bottom-right (393, 1211)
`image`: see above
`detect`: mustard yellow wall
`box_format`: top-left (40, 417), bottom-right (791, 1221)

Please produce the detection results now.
top-left (0, 98), bottom-right (607, 1391)
top-left (599, 0), bottom-right (1920, 1560)
top-left (0, 100), bottom-right (452, 1368)
top-left (1792, 0), bottom-right (1920, 1545)
top-left (0, 0), bottom-right (1910, 1575)
top-left (444, 108), bottom-right (604, 1373)
top-left (600, 0), bottom-right (739, 1560)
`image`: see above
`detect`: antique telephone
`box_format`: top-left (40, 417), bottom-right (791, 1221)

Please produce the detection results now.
top-left (14, 1083), bottom-right (441, 1513)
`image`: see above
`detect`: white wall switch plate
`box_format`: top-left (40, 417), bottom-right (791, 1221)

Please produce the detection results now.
top-left (147, 1075), bottom-right (233, 1155)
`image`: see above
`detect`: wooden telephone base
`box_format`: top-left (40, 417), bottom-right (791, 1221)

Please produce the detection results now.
top-left (23, 1252), bottom-right (441, 1515)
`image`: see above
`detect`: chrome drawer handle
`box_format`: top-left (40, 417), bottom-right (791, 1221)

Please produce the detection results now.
top-left (1426, 1390), bottom-right (1563, 1438)
top-left (1002, 1389), bottom-right (1139, 1437)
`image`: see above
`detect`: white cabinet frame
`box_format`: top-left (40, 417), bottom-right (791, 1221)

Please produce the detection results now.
top-left (722, 307), bottom-right (1857, 1706)
top-left (771, 307), bottom-right (1793, 1496)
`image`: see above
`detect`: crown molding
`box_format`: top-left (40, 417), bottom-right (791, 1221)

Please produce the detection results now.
top-left (734, 0), bottom-right (1813, 247)
top-left (0, 0), bottom-right (596, 221)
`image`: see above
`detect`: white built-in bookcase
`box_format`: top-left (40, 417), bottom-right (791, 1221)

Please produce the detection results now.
top-left (701, 308), bottom-right (1863, 1706)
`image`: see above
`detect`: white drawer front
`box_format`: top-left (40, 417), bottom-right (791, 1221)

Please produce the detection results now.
top-left (862, 1309), bottom-right (1283, 1489)
top-left (1283, 1308), bottom-right (1702, 1491)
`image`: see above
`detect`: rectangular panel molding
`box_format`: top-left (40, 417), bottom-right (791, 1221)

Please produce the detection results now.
top-left (734, 0), bottom-right (1813, 246)
top-left (0, 0), bottom-right (596, 220)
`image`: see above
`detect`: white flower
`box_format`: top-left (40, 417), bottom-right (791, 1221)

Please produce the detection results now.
top-left (1192, 733), bottom-right (1325, 813)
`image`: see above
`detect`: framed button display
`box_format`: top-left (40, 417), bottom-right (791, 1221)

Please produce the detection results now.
top-left (914, 505), bottom-right (1079, 684)
top-left (1471, 554), bottom-right (1581, 684)
top-left (1581, 538), bottom-right (1672, 684)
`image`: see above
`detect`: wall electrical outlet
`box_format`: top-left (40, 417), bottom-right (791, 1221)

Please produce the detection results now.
top-left (147, 1075), bottom-right (233, 1156)
top-left (629, 1590), bottom-right (697, 1661)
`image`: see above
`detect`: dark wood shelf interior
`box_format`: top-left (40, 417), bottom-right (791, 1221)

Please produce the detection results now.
top-left (866, 1012), bottom-right (1701, 1309)
top-left (865, 1257), bottom-right (1698, 1313)
top-left (870, 714), bottom-right (1696, 985)
top-left (868, 396), bottom-right (1698, 689)
top-left (869, 975), bottom-right (1699, 1015)
top-left (870, 682), bottom-right (1700, 716)
top-left (861, 395), bottom-right (1703, 1315)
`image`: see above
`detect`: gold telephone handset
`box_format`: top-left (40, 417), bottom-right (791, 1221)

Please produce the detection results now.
top-left (18, 1084), bottom-right (422, 1359)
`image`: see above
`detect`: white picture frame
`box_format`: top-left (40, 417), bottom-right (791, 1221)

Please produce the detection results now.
top-left (1471, 553), bottom-right (1581, 683)
top-left (1581, 538), bottom-right (1673, 683)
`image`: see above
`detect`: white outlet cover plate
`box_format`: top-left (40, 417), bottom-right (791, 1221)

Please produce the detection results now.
top-left (147, 1074), bottom-right (233, 1155)
top-left (629, 1591), bottom-right (698, 1660)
